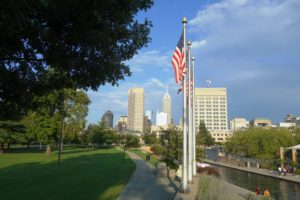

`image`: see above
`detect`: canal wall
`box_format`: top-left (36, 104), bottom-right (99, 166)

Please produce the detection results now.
top-left (204, 159), bottom-right (300, 184)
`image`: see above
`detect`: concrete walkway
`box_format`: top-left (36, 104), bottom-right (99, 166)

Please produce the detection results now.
top-left (117, 151), bottom-right (179, 200)
top-left (205, 159), bottom-right (300, 183)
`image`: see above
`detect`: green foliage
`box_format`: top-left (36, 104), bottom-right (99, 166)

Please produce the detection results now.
top-left (159, 126), bottom-right (182, 169)
top-left (197, 121), bottom-right (214, 146)
top-left (0, 0), bottom-right (153, 120)
top-left (151, 143), bottom-right (164, 155)
top-left (293, 127), bottom-right (300, 144)
top-left (0, 121), bottom-right (26, 148)
top-left (143, 132), bottom-right (158, 145)
top-left (121, 133), bottom-right (140, 149)
top-left (196, 146), bottom-right (205, 162)
top-left (87, 122), bottom-right (106, 145)
top-left (225, 128), bottom-right (295, 159)
top-left (197, 174), bottom-right (232, 200)
top-left (62, 89), bottom-right (90, 143)
top-left (20, 89), bottom-right (90, 146)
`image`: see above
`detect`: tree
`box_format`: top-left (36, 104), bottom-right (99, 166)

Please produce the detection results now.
top-left (0, 121), bottom-right (26, 152)
top-left (0, 0), bottom-right (153, 120)
top-left (143, 132), bottom-right (158, 145)
top-left (121, 133), bottom-right (140, 161)
top-left (87, 122), bottom-right (106, 146)
top-left (61, 89), bottom-right (90, 144)
top-left (21, 111), bottom-right (38, 148)
top-left (224, 128), bottom-right (295, 159)
top-left (159, 127), bottom-right (183, 169)
top-left (197, 121), bottom-right (214, 146)
top-left (87, 121), bottom-right (116, 146)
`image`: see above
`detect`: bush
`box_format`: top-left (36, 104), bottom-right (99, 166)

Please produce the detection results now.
top-left (197, 174), bottom-right (232, 200)
top-left (151, 144), bottom-right (164, 155)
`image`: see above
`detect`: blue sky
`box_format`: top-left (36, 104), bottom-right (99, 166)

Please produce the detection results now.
top-left (87, 0), bottom-right (300, 126)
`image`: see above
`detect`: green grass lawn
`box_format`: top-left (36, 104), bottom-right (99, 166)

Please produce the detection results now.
top-left (0, 148), bottom-right (135, 200)
top-left (129, 149), bottom-right (159, 167)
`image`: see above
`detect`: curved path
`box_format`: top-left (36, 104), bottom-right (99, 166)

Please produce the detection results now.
top-left (118, 151), bottom-right (179, 200)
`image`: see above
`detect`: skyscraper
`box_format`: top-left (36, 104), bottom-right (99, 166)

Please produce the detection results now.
top-left (162, 92), bottom-right (172, 124)
top-left (145, 110), bottom-right (153, 123)
top-left (128, 88), bottom-right (144, 132)
top-left (194, 88), bottom-right (228, 131)
top-left (101, 110), bottom-right (113, 128)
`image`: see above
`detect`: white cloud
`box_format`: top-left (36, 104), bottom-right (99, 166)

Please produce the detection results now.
top-left (188, 0), bottom-right (300, 122)
top-left (127, 50), bottom-right (172, 72)
top-left (191, 40), bottom-right (207, 49)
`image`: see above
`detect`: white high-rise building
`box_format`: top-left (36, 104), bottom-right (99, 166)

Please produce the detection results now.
top-left (128, 88), bottom-right (144, 132)
top-left (194, 88), bottom-right (228, 131)
top-left (230, 118), bottom-right (249, 131)
top-left (156, 112), bottom-right (167, 126)
top-left (162, 92), bottom-right (172, 124)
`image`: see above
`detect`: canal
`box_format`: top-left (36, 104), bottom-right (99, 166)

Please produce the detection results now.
top-left (206, 148), bottom-right (300, 200)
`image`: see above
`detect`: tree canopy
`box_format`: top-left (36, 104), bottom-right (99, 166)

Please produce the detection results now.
top-left (197, 121), bottom-right (214, 146)
top-left (0, 0), bottom-right (153, 120)
top-left (224, 128), bottom-right (295, 159)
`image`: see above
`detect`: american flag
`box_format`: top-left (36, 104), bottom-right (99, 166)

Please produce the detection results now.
top-left (172, 32), bottom-right (186, 84)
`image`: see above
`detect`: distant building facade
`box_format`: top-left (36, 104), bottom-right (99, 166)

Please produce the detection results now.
top-left (101, 110), bottom-right (113, 128)
top-left (250, 118), bottom-right (272, 127)
top-left (278, 122), bottom-right (296, 128)
top-left (285, 114), bottom-right (297, 123)
top-left (128, 88), bottom-right (144, 132)
top-left (156, 112), bottom-right (167, 126)
top-left (194, 88), bottom-right (228, 131)
top-left (117, 116), bottom-right (127, 132)
top-left (210, 130), bottom-right (233, 143)
top-left (162, 93), bottom-right (172, 125)
top-left (230, 118), bottom-right (249, 131)
top-left (145, 110), bottom-right (153, 123)
top-left (144, 116), bottom-right (152, 133)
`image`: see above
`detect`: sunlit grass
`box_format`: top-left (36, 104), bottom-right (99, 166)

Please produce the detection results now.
top-left (0, 148), bottom-right (135, 200)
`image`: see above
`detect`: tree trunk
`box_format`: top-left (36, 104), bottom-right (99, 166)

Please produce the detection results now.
top-left (7, 143), bottom-right (10, 150)
top-left (46, 144), bottom-right (51, 156)
top-left (39, 142), bottom-right (42, 149)
top-left (27, 143), bottom-right (30, 149)
top-left (123, 146), bottom-right (126, 162)
top-left (0, 143), bottom-right (4, 154)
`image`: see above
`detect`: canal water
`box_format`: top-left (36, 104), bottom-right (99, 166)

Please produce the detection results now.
top-left (206, 148), bottom-right (300, 200)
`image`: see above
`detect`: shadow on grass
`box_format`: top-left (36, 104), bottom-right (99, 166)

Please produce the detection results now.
top-left (0, 149), bottom-right (135, 200)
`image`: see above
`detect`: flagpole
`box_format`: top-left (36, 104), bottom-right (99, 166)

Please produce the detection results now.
top-left (182, 16), bottom-right (188, 192)
top-left (192, 56), bottom-right (197, 176)
top-left (188, 41), bottom-right (193, 182)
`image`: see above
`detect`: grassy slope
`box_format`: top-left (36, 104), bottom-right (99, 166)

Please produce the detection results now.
top-left (0, 148), bottom-right (135, 200)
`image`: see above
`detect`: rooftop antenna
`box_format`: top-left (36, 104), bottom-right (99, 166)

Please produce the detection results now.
top-left (206, 80), bottom-right (212, 87)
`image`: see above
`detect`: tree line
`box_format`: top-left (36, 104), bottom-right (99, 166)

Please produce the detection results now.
top-left (225, 127), bottom-right (300, 160)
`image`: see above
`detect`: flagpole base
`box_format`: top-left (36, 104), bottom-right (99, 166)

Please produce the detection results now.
top-left (180, 186), bottom-right (190, 193)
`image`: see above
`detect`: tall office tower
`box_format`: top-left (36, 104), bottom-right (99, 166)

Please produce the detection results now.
top-left (128, 88), bottom-right (144, 132)
top-left (101, 110), bottom-right (113, 128)
top-left (145, 110), bottom-right (153, 123)
top-left (162, 92), bottom-right (172, 124)
top-left (194, 88), bottom-right (228, 131)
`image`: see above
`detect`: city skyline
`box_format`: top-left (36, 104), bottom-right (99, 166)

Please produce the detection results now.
top-left (87, 0), bottom-right (300, 125)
